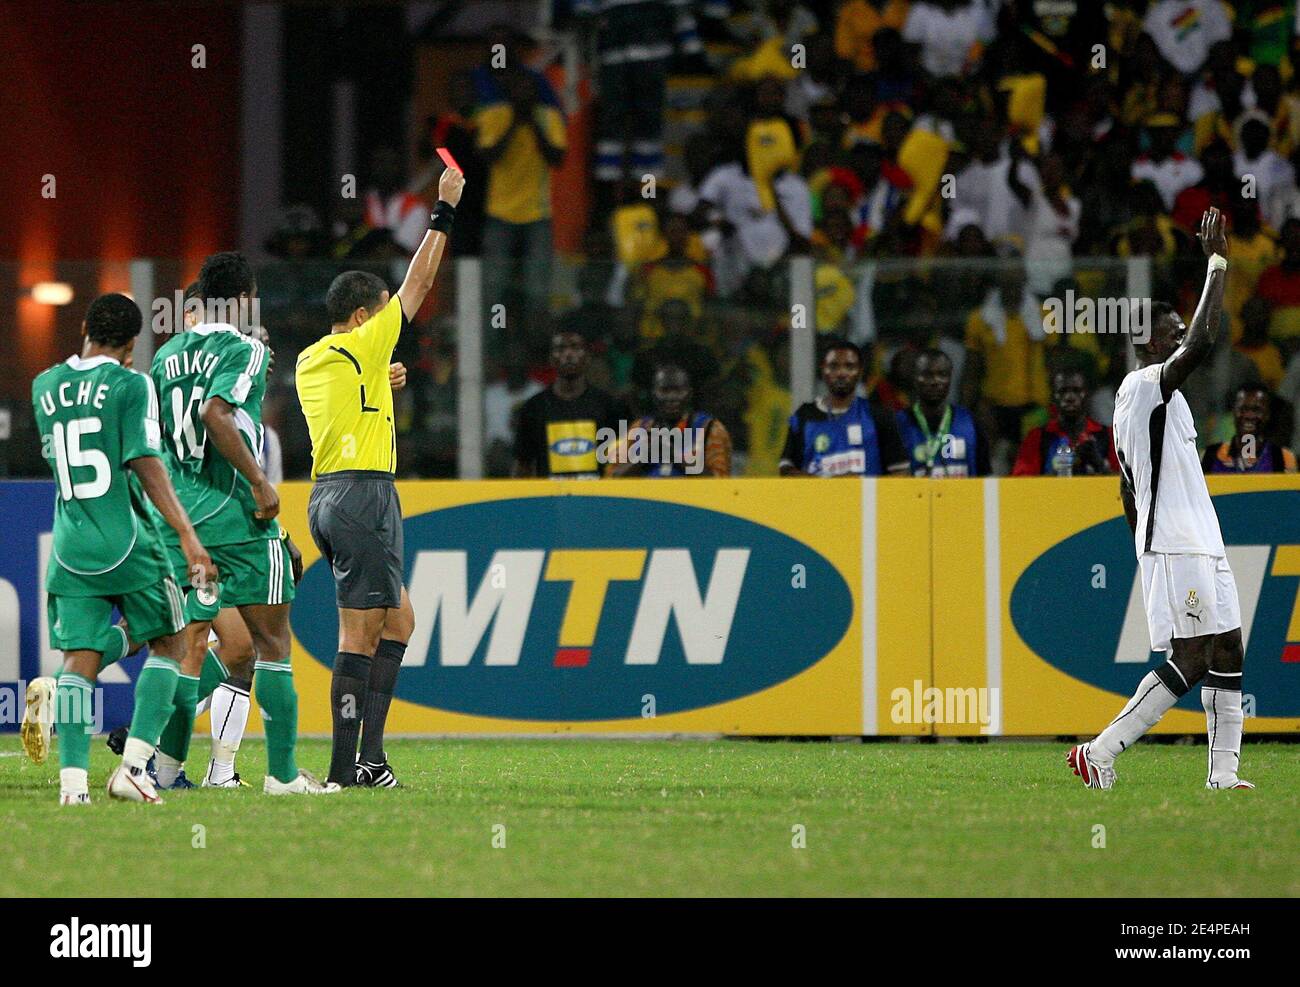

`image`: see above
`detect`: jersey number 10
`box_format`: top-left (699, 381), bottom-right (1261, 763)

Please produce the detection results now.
top-left (171, 386), bottom-right (208, 461)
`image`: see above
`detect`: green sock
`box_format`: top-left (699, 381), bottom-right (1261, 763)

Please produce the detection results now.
top-left (254, 658), bottom-right (298, 783)
top-left (127, 655), bottom-right (181, 749)
top-left (55, 672), bottom-right (95, 772)
top-left (197, 648), bottom-right (229, 704)
top-left (90, 624), bottom-right (131, 669)
top-left (157, 673), bottom-right (199, 762)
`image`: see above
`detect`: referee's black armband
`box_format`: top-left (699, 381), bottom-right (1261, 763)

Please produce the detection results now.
top-left (431, 200), bottom-right (456, 235)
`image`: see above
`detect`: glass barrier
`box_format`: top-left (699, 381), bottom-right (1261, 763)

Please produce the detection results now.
top-left (844, 254), bottom-right (1138, 474)
top-left (4, 252), bottom-right (1290, 481)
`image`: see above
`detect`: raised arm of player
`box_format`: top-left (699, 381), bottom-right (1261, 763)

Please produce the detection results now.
top-left (396, 166), bottom-right (465, 320)
top-left (130, 455), bottom-right (216, 587)
top-left (1161, 208), bottom-right (1228, 402)
top-left (200, 396), bottom-right (278, 521)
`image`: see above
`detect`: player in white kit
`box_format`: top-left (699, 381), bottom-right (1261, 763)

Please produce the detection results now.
top-left (1068, 208), bottom-right (1254, 791)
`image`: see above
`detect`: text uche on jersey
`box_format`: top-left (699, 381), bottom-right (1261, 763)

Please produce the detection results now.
top-left (36, 380), bottom-right (112, 414)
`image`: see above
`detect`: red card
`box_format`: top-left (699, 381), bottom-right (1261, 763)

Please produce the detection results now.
top-left (436, 147), bottom-right (462, 172)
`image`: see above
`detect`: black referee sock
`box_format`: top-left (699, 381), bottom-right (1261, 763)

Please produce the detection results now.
top-left (329, 652), bottom-right (371, 785)
top-left (361, 639), bottom-right (406, 764)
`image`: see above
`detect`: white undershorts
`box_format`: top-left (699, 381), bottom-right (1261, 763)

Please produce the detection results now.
top-left (1139, 552), bottom-right (1241, 652)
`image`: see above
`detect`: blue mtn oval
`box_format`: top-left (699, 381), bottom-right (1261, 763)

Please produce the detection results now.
top-left (1010, 490), bottom-right (1300, 717)
top-left (292, 495), bottom-right (854, 720)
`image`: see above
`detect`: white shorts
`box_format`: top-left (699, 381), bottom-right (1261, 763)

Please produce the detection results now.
top-left (1139, 552), bottom-right (1241, 652)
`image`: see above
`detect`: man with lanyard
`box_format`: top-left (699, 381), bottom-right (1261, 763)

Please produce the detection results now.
top-left (1012, 368), bottom-right (1119, 476)
top-left (896, 348), bottom-right (989, 477)
top-left (780, 338), bottom-right (908, 477)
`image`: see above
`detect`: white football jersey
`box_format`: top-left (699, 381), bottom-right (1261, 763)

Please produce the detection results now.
top-left (1113, 364), bottom-right (1225, 558)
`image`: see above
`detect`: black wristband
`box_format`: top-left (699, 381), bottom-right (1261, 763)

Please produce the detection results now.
top-left (431, 200), bottom-right (456, 234)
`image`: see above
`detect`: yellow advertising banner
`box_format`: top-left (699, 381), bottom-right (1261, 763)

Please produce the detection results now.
top-left (212, 475), bottom-right (1299, 739)
top-left (932, 476), bottom-right (1300, 736)
top-left (267, 478), bottom-right (931, 736)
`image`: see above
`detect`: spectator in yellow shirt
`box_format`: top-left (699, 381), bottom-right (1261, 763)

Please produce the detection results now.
top-left (962, 264), bottom-right (1048, 456)
top-left (835, 0), bottom-right (910, 74)
top-left (478, 66), bottom-right (567, 358)
top-left (1225, 200), bottom-right (1279, 341)
top-left (632, 215), bottom-right (714, 343)
top-left (1236, 298), bottom-right (1287, 391)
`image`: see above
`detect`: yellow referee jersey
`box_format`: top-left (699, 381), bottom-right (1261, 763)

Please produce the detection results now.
top-left (295, 296), bottom-right (404, 477)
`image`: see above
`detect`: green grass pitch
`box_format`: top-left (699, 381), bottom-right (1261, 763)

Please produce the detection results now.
top-left (1, 737), bottom-right (1296, 897)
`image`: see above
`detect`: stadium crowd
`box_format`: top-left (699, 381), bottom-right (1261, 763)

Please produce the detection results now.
top-left (14, 1), bottom-right (1300, 481)
top-left (282, 0), bottom-right (1300, 480)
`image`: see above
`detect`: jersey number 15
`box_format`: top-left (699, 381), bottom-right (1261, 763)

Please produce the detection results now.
top-left (51, 418), bottom-right (110, 501)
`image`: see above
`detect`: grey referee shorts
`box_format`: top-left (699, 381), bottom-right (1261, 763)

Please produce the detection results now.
top-left (307, 470), bottom-right (404, 610)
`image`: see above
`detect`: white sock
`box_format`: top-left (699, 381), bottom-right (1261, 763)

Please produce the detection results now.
top-left (60, 767), bottom-right (88, 795)
top-left (122, 737), bottom-right (154, 772)
top-left (153, 750), bottom-right (182, 788)
top-left (1203, 685), bottom-right (1244, 787)
top-left (208, 682), bottom-right (250, 784)
top-left (1091, 667), bottom-right (1183, 762)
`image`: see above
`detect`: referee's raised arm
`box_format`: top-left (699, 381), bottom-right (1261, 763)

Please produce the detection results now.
top-left (396, 166), bottom-right (465, 319)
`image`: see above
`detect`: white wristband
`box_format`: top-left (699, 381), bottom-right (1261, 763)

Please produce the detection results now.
top-left (1208, 253), bottom-right (1228, 273)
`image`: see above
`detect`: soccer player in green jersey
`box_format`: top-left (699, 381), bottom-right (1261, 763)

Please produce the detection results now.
top-left (28, 292), bottom-right (217, 805)
top-left (150, 251), bottom-right (331, 795)
top-left (100, 289), bottom-right (265, 788)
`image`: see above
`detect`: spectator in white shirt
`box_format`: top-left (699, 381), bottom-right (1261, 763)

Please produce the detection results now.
top-left (669, 133), bottom-right (719, 218)
top-left (1143, 0), bottom-right (1232, 77)
top-left (697, 160), bottom-right (813, 296)
top-left (1131, 114), bottom-right (1204, 210)
top-left (363, 146), bottom-right (430, 254)
top-left (902, 0), bottom-right (996, 78)
top-left (953, 121), bottom-right (1014, 242)
top-left (1264, 146), bottom-right (1300, 232)
top-left (1007, 146), bottom-right (1082, 295)
top-left (1234, 116), bottom-right (1297, 228)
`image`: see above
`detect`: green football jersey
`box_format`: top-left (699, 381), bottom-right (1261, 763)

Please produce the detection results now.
top-left (32, 355), bottom-right (171, 596)
top-left (151, 323), bottom-right (279, 547)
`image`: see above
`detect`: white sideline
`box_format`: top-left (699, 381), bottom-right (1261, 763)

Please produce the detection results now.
top-left (983, 479), bottom-right (1002, 735)
top-left (861, 478), bottom-right (877, 735)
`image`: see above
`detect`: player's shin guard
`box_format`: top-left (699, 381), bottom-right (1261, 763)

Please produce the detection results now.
top-left (155, 673), bottom-right (199, 785)
top-left (328, 652), bottom-right (370, 785)
top-left (125, 655), bottom-right (181, 766)
top-left (254, 659), bottom-right (298, 784)
top-left (208, 676), bottom-right (251, 784)
top-left (360, 639), bottom-right (405, 764)
top-left (55, 673), bottom-right (95, 777)
top-left (1202, 673), bottom-right (1244, 788)
top-left (1090, 661), bottom-right (1187, 762)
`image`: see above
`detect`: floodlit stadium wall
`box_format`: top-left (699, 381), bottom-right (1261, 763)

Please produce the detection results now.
top-left (1, 477), bottom-right (1297, 736)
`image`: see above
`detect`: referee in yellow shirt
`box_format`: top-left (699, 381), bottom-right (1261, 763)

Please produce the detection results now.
top-left (296, 165), bottom-right (464, 787)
